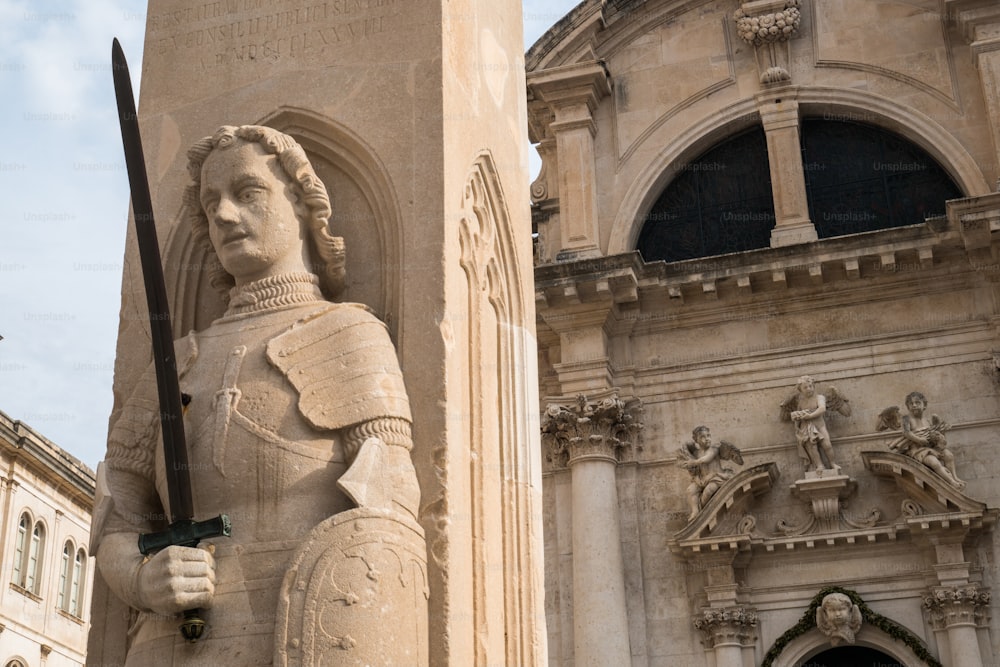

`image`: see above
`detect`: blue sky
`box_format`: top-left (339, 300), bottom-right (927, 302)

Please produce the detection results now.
top-left (0, 0), bottom-right (579, 469)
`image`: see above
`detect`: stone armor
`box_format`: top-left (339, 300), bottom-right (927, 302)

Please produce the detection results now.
top-left (96, 277), bottom-right (426, 665)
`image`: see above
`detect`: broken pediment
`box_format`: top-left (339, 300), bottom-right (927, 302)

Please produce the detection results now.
top-left (862, 451), bottom-right (997, 540)
top-left (669, 462), bottom-right (779, 555)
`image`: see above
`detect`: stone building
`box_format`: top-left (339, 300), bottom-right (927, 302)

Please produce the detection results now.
top-left (527, 1), bottom-right (1000, 665)
top-left (0, 411), bottom-right (95, 667)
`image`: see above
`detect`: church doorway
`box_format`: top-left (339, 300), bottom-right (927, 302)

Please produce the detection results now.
top-left (803, 646), bottom-right (902, 666)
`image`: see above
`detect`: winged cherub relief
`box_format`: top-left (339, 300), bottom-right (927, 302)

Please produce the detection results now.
top-left (816, 592), bottom-right (862, 646)
top-left (677, 425), bottom-right (744, 520)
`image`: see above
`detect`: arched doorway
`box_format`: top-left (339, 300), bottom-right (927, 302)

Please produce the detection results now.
top-left (804, 645), bottom-right (902, 666)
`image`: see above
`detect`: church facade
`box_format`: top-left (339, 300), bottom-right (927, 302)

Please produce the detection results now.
top-left (527, 1), bottom-right (1000, 665)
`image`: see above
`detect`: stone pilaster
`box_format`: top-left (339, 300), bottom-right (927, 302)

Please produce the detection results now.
top-left (949, 2), bottom-right (1000, 185)
top-left (757, 92), bottom-right (817, 247)
top-left (694, 606), bottom-right (759, 667)
top-left (527, 61), bottom-right (611, 261)
top-left (541, 393), bottom-right (642, 667)
top-left (923, 585), bottom-right (990, 667)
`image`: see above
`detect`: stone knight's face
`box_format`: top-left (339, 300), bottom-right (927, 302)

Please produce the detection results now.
top-left (200, 141), bottom-right (307, 284)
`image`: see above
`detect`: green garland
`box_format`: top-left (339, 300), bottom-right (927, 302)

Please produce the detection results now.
top-left (760, 586), bottom-right (942, 667)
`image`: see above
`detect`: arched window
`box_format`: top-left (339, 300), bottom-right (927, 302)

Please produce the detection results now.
top-left (25, 521), bottom-right (44, 594)
top-left (11, 512), bottom-right (45, 595)
top-left (58, 542), bottom-right (71, 611)
top-left (801, 118), bottom-right (962, 237)
top-left (12, 513), bottom-right (28, 586)
top-left (57, 541), bottom-right (87, 617)
top-left (637, 126), bottom-right (775, 263)
top-left (71, 547), bottom-right (86, 616)
top-left (637, 119), bottom-right (963, 262)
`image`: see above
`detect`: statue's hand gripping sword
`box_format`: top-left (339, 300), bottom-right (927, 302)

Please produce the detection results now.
top-left (111, 38), bottom-right (231, 643)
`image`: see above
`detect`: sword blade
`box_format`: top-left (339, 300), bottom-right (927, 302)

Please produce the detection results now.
top-left (112, 38), bottom-right (194, 523)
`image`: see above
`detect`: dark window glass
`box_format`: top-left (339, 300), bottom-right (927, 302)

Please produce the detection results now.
top-left (637, 127), bottom-right (775, 263)
top-left (802, 118), bottom-right (962, 237)
top-left (636, 120), bottom-right (964, 263)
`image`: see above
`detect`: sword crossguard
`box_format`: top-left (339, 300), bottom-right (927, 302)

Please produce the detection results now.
top-left (138, 515), bottom-right (232, 643)
top-left (138, 515), bottom-right (232, 555)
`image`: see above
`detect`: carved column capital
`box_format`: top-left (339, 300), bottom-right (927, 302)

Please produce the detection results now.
top-left (540, 393), bottom-right (643, 469)
top-left (923, 585), bottom-right (991, 630)
top-left (693, 606), bottom-right (759, 648)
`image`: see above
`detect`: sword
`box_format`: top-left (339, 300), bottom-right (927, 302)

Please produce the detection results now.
top-left (111, 38), bottom-right (230, 643)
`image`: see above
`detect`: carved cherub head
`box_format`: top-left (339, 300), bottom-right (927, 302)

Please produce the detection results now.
top-left (184, 125), bottom-right (345, 298)
top-left (796, 375), bottom-right (816, 396)
top-left (816, 592), bottom-right (862, 646)
top-left (692, 425), bottom-right (711, 447)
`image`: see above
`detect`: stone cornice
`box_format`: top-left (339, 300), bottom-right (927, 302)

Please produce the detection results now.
top-left (540, 392), bottom-right (643, 469)
top-left (0, 410), bottom-right (95, 508)
top-left (947, 192), bottom-right (1000, 258)
top-left (526, 60), bottom-right (611, 117)
top-left (536, 199), bottom-right (1000, 313)
top-left (945, 0), bottom-right (1000, 49)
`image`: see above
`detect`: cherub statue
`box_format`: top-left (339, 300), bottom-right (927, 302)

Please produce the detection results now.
top-left (816, 592), bottom-right (862, 646)
top-left (677, 425), bottom-right (743, 520)
top-left (877, 391), bottom-right (964, 489)
top-left (779, 376), bottom-right (852, 472)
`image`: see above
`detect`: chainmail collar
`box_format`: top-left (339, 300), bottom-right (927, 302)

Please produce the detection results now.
top-left (223, 272), bottom-right (325, 318)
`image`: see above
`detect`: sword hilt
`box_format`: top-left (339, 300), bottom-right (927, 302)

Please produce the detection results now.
top-left (138, 515), bottom-right (231, 643)
top-left (138, 515), bottom-right (231, 555)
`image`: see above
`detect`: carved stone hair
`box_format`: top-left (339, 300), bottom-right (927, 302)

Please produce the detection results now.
top-left (796, 375), bottom-right (815, 390)
top-left (905, 391), bottom-right (927, 406)
top-left (692, 425), bottom-right (710, 439)
top-left (183, 125), bottom-right (346, 299)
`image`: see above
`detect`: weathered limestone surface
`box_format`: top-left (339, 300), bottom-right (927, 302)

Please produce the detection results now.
top-left (88, 2), bottom-right (545, 665)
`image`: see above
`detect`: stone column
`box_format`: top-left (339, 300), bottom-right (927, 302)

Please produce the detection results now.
top-left (527, 61), bottom-right (612, 262)
top-left (693, 606), bottom-right (758, 667)
top-left (91, 2), bottom-right (545, 665)
top-left (757, 93), bottom-right (818, 247)
top-left (541, 394), bottom-right (643, 667)
top-left (923, 585), bottom-right (990, 667)
top-left (951, 2), bottom-right (1000, 184)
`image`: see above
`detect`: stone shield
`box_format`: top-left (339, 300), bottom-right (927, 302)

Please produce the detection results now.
top-left (274, 507), bottom-right (428, 666)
